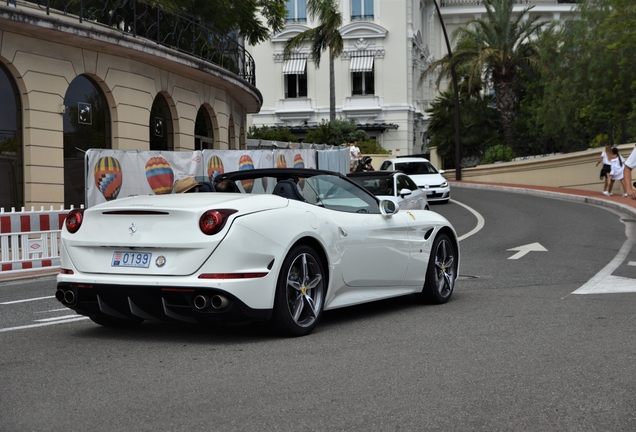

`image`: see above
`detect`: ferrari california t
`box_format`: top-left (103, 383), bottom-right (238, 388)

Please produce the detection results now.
top-left (56, 168), bottom-right (459, 336)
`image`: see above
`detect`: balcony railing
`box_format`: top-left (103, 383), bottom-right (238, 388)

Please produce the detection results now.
top-left (439, 0), bottom-right (576, 6)
top-left (7, 0), bottom-right (255, 85)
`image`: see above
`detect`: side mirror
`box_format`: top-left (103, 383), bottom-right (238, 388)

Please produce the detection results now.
top-left (399, 188), bottom-right (412, 198)
top-left (439, 169), bottom-right (445, 175)
top-left (379, 199), bottom-right (399, 217)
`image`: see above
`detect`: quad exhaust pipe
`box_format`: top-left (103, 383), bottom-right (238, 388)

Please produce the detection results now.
top-left (193, 294), bottom-right (229, 310)
top-left (56, 289), bottom-right (76, 305)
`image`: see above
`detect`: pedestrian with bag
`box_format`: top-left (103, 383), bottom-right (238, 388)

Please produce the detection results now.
top-left (596, 145), bottom-right (613, 195)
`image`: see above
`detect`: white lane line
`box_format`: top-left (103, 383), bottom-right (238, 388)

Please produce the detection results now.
top-left (35, 315), bottom-right (83, 322)
top-left (450, 199), bottom-right (485, 242)
top-left (36, 308), bottom-right (69, 313)
top-left (0, 296), bottom-right (55, 305)
top-left (572, 239), bottom-right (636, 294)
top-left (0, 317), bottom-right (89, 333)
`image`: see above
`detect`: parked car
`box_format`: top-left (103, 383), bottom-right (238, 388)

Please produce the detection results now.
top-left (347, 171), bottom-right (429, 211)
top-left (56, 168), bottom-right (459, 337)
top-left (379, 157), bottom-right (450, 203)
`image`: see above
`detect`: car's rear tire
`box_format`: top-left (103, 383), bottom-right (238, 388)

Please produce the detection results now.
top-left (89, 314), bottom-right (144, 328)
top-left (416, 233), bottom-right (457, 304)
top-left (271, 245), bottom-right (325, 336)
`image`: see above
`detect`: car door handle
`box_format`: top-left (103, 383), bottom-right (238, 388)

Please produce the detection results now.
top-left (339, 227), bottom-right (348, 237)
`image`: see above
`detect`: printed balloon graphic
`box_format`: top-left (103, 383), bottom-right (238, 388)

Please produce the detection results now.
top-left (207, 155), bottom-right (224, 181)
top-left (145, 156), bottom-right (174, 195)
top-left (293, 154), bottom-right (305, 169)
top-left (94, 156), bottom-right (123, 201)
top-left (238, 154), bottom-right (254, 193)
top-left (276, 154), bottom-right (287, 168)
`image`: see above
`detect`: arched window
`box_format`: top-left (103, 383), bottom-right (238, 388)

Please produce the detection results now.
top-left (194, 105), bottom-right (214, 150)
top-left (149, 93), bottom-right (174, 151)
top-left (63, 75), bottom-right (111, 208)
top-left (0, 63), bottom-right (22, 210)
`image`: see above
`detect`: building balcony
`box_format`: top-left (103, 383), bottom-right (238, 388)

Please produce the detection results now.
top-left (275, 98), bottom-right (316, 126)
top-left (342, 96), bottom-right (384, 124)
top-left (9, 0), bottom-right (255, 86)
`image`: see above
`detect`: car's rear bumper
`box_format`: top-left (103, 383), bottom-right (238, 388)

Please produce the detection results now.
top-left (56, 282), bottom-right (272, 324)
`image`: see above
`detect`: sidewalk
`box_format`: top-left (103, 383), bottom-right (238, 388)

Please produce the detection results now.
top-left (2, 181), bottom-right (636, 284)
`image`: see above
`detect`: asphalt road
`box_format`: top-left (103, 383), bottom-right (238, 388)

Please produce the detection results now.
top-left (1, 187), bottom-right (635, 431)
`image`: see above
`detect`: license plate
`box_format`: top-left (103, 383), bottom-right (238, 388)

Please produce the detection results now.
top-left (111, 251), bottom-right (152, 268)
top-left (427, 190), bottom-right (435, 195)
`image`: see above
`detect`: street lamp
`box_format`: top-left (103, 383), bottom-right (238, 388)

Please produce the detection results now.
top-left (431, 0), bottom-right (462, 180)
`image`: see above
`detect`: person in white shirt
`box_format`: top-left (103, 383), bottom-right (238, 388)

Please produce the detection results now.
top-left (622, 145), bottom-right (636, 198)
top-left (608, 147), bottom-right (628, 197)
top-left (349, 141), bottom-right (361, 172)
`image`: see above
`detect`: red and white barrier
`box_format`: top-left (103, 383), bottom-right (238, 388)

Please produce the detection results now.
top-left (0, 206), bottom-right (74, 274)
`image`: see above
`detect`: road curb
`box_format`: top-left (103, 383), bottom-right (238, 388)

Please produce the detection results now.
top-left (451, 182), bottom-right (636, 219)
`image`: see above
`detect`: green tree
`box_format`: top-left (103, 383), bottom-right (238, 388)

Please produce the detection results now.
top-left (157, 0), bottom-right (287, 45)
top-left (283, 0), bottom-right (344, 121)
top-left (426, 73), bottom-right (501, 167)
top-left (426, 0), bottom-right (551, 148)
top-left (526, 0), bottom-right (636, 146)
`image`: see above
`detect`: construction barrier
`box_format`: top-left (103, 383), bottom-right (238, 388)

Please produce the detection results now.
top-left (0, 206), bottom-right (73, 274)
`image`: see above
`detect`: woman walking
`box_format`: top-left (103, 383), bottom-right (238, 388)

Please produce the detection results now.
top-left (596, 145), bottom-right (613, 195)
top-left (608, 147), bottom-right (628, 197)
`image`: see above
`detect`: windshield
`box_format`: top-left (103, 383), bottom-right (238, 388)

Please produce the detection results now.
top-left (394, 161), bottom-right (438, 175)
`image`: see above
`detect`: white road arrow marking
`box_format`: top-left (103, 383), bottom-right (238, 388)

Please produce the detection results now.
top-left (507, 242), bottom-right (547, 260)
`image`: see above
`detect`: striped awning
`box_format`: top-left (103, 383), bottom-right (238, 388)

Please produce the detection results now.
top-left (282, 57), bottom-right (307, 75)
top-left (350, 56), bottom-right (374, 72)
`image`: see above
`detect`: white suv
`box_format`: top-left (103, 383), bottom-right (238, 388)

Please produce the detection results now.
top-left (379, 157), bottom-right (450, 204)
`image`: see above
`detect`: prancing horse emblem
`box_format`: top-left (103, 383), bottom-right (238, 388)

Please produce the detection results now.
top-left (128, 223), bottom-right (137, 236)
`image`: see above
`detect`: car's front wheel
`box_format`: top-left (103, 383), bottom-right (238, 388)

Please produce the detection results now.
top-left (271, 245), bottom-right (325, 336)
top-left (416, 233), bottom-right (457, 304)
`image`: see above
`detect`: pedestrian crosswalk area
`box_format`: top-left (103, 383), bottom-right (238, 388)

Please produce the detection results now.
top-left (573, 241), bottom-right (636, 294)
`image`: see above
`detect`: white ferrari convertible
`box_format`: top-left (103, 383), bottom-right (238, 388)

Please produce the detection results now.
top-left (56, 168), bottom-right (459, 336)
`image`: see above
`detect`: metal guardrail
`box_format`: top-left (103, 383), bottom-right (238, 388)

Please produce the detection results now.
top-left (7, 0), bottom-right (255, 85)
top-left (0, 206), bottom-right (76, 274)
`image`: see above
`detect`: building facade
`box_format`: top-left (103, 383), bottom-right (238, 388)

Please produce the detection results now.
top-left (248, 0), bottom-right (578, 155)
top-left (0, 0), bottom-right (260, 210)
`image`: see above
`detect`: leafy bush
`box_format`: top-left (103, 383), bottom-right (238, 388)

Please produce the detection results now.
top-left (481, 144), bottom-right (515, 164)
top-left (304, 118), bottom-right (369, 147)
top-left (247, 125), bottom-right (298, 142)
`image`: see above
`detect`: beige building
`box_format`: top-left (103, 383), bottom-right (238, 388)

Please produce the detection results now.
top-left (248, 0), bottom-right (578, 155)
top-left (0, 0), bottom-right (260, 210)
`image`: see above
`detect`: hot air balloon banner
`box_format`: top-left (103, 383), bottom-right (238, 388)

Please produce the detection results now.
top-left (145, 156), bottom-right (174, 194)
top-left (276, 154), bottom-right (287, 168)
top-left (238, 154), bottom-right (254, 193)
top-left (207, 155), bottom-right (225, 181)
top-left (293, 154), bottom-right (305, 169)
top-left (94, 156), bottom-right (123, 201)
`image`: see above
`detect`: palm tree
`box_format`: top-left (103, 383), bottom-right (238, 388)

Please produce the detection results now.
top-left (283, 0), bottom-right (344, 121)
top-left (426, 0), bottom-right (550, 147)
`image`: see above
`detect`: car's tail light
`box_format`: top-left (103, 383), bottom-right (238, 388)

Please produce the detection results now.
top-left (65, 209), bottom-right (84, 233)
top-left (199, 209), bottom-right (237, 235)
